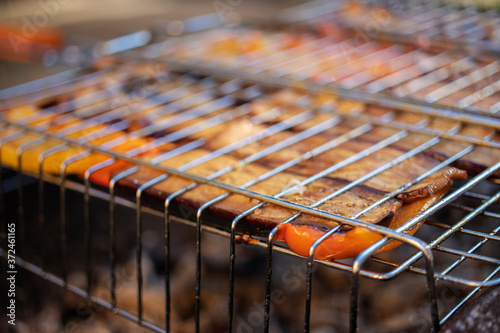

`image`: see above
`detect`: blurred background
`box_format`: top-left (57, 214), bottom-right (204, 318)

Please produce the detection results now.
top-left (1, 0), bottom-right (499, 90)
top-left (0, 0), bottom-right (306, 89)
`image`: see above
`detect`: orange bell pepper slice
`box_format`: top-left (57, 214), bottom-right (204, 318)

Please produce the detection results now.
top-left (276, 183), bottom-right (451, 260)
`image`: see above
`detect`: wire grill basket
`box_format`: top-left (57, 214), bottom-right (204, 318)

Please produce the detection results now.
top-left (1, 7), bottom-right (500, 333)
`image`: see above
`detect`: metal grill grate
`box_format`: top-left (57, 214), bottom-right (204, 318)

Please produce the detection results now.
top-left (0, 57), bottom-right (499, 332)
top-left (140, 14), bottom-right (500, 116)
top-left (1, 7), bottom-right (500, 332)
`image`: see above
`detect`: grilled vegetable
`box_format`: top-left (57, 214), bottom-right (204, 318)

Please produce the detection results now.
top-left (275, 183), bottom-right (451, 260)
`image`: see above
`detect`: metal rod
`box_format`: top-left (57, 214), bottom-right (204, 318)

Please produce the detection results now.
top-left (440, 267), bottom-right (500, 325)
top-left (37, 144), bottom-right (69, 271)
top-left (16, 137), bottom-right (47, 244)
top-left (135, 175), bottom-right (169, 324)
top-left (0, 249), bottom-right (168, 333)
top-left (305, 225), bottom-right (341, 333)
top-left (164, 198), bottom-right (172, 333)
top-left (426, 220), bottom-right (500, 241)
top-left (264, 228), bottom-right (277, 333)
top-left (227, 217), bottom-right (238, 333)
top-left (425, 61), bottom-right (500, 103)
top-left (83, 159), bottom-right (117, 301)
top-left (194, 203), bottom-right (206, 333)
top-left (349, 236), bottom-right (440, 333)
top-left (59, 153), bottom-right (91, 284)
top-left (109, 167), bottom-right (139, 307)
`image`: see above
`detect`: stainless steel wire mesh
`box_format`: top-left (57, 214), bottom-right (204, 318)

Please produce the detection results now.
top-left (0, 10), bottom-right (499, 333)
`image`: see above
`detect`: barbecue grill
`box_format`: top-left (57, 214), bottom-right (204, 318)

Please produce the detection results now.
top-left (1, 2), bottom-right (500, 333)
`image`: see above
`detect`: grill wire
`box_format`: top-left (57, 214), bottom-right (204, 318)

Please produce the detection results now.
top-left (150, 2), bottom-right (500, 115)
top-left (147, 28), bottom-right (500, 114)
top-left (283, 0), bottom-right (500, 53)
top-left (1, 5), bottom-right (500, 333)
